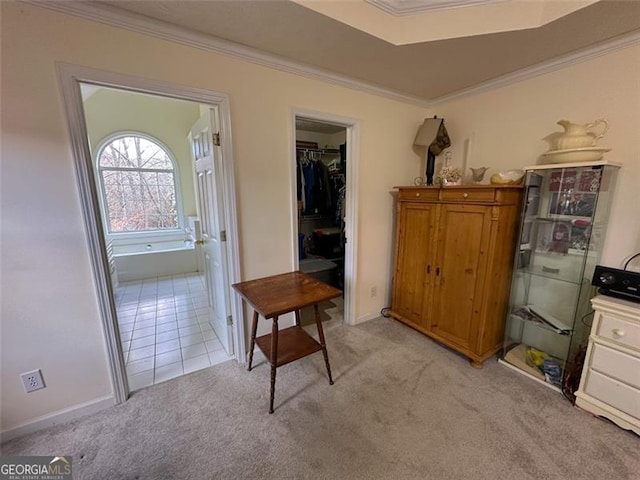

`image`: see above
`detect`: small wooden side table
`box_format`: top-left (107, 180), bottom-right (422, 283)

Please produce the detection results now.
top-left (232, 271), bottom-right (341, 413)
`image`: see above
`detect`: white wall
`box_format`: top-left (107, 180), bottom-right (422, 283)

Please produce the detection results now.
top-left (434, 45), bottom-right (640, 267)
top-left (83, 88), bottom-right (200, 224)
top-left (0, 3), bottom-right (426, 432)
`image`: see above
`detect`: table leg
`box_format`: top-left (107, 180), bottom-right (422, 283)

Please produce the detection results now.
top-left (269, 316), bottom-right (279, 414)
top-left (247, 310), bottom-right (259, 371)
top-left (314, 304), bottom-right (334, 385)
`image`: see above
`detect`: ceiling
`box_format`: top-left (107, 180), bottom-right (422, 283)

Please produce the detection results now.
top-left (296, 0), bottom-right (599, 44)
top-left (76, 1), bottom-right (640, 101)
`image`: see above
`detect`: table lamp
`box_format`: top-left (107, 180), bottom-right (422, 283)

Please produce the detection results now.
top-left (414, 117), bottom-right (451, 185)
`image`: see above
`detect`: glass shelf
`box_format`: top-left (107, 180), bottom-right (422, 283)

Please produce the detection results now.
top-left (516, 263), bottom-right (584, 285)
top-left (508, 310), bottom-right (572, 336)
top-left (501, 163), bottom-right (619, 390)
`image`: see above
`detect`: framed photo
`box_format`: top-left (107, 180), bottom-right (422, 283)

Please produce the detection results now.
top-left (536, 221), bottom-right (571, 254)
top-left (549, 192), bottom-right (596, 218)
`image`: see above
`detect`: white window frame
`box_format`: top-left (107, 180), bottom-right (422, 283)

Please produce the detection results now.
top-left (94, 131), bottom-right (185, 242)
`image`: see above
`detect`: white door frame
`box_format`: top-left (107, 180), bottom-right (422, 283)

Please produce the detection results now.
top-left (291, 108), bottom-right (360, 325)
top-left (57, 63), bottom-right (245, 404)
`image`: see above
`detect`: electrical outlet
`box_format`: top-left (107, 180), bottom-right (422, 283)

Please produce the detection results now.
top-left (21, 369), bottom-right (46, 393)
top-left (370, 286), bottom-right (377, 297)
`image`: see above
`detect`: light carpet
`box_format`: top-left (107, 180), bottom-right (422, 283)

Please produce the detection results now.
top-left (2, 317), bottom-right (639, 479)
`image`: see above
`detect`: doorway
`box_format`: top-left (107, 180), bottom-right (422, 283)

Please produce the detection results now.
top-left (58, 64), bottom-right (244, 403)
top-left (81, 86), bottom-right (234, 392)
top-left (292, 111), bottom-right (359, 325)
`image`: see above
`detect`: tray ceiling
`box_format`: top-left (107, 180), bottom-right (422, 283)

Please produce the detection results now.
top-left (76, 1), bottom-right (640, 101)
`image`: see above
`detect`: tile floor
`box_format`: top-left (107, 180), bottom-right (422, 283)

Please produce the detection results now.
top-left (114, 272), bottom-right (232, 392)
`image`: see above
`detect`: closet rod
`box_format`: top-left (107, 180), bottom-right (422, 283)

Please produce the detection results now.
top-left (296, 147), bottom-right (340, 154)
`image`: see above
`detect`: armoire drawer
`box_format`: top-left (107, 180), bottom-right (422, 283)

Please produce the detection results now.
top-left (398, 189), bottom-right (439, 202)
top-left (596, 313), bottom-right (640, 352)
top-left (590, 343), bottom-right (640, 389)
top-left (440, 188), bottom-right (496, 203)
top-left (584, 370), bottom-right (640, 420)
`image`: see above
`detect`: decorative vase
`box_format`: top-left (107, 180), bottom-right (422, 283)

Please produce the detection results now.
top-left (442, 178), bottom-right (462, 186)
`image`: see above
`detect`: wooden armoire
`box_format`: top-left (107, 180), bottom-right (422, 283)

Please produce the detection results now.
top-left (388, 185), bottom-right (523, 367)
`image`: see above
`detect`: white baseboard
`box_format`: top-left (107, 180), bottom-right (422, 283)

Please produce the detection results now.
top-left (355, 311), bottom-right (382, 325)
top-left (1, 396), bottom-right (115, 443)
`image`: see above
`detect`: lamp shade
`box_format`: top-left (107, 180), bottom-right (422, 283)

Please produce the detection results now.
top-left (413, 117), bottom-right (451, 186)
top-left (414, 117), bottom-right (443, 146)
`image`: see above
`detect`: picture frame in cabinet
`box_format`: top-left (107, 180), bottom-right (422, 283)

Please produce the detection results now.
top-left (536, 221), bottom-right (571, 255)
top-left (549, 191), bottom-right (596, 218)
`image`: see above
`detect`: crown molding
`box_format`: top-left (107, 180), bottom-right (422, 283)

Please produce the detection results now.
top-left (431, 29), bottom-right (640, 106)
top-left (23, 1), bottom-right (430, 108)
top-left (23, 1), bottom-right (640, 109)
top-left (366, 0), bottom-right (503, 17)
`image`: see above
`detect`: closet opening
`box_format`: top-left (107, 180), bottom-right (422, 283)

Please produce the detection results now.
top-left (295, 117), bottom-right (347, 325)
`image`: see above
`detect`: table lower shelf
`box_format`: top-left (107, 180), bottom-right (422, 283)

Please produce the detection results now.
top-left (255, 326), bottom-right (322, 367)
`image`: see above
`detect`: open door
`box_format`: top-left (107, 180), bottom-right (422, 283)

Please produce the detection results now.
top-left (189, 107), bottom-right (233, 356)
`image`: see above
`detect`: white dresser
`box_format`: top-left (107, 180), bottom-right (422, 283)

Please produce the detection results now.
top-left (575, 295), bottom-right (640, 434)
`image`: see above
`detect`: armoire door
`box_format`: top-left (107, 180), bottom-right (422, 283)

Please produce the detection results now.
top-left (430, 204), bottom-right (492, 350)
top-left (392, 202), bottom-right (438, 328)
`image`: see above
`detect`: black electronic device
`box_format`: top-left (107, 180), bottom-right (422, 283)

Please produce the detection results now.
top-left (592, 265), bottom-right (640, 303)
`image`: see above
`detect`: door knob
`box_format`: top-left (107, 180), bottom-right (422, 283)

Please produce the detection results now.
top-left (195, 238), bottom-right (205, 245)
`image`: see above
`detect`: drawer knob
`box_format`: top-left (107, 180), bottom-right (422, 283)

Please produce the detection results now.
top-left (416, 193), bottom-right (420, 197)
top-left (463, 193), bottom-right (469, 198)
top-left (612, 328), bottom-right (626, 337)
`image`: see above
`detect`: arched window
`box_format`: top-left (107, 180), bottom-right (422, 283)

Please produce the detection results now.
top-left (96, 134), bottom-right (181, 233)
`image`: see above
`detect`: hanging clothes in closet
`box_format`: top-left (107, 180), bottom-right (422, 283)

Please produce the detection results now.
top-left (297, 149), bottom-right (332, 215)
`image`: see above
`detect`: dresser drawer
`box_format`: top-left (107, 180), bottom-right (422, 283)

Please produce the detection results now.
top-left (398, 189), bottom-right (439, 202)
top-left (596, 313), bottom-right (640, 352)
top-left (440, 188), bottom-right (496, 203)
top-left (584, 370), bottom-right (640, 419)
top-left (590, 344), bottom-right (640, 389)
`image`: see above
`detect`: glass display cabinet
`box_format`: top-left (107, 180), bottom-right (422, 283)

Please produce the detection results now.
top-left (500, 161), bottom-right (620, 391)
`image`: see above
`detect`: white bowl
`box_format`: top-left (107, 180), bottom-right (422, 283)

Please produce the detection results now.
top-left (543, 147), bottom-right (610, 164)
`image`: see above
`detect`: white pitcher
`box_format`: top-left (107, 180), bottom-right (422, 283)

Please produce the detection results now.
top-left (554, 119), bottom-right (608, 150)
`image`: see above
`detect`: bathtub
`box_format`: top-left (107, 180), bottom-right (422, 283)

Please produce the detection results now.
top-left (113, 240), bottom-right (197, 282)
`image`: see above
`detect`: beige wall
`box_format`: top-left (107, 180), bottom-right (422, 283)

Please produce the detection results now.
top-left (0, 3), bottom-right (426, 432)
top-left (434, 44), bottom-right (640, 266)
top-left (3, 1), bottom-right (638, 435)
top-left (83, 88), bottom-right (200, 224)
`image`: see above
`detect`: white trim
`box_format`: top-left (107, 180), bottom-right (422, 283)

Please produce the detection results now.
top-left (291, 109), bottom-right (359, 326)
top-left (93, 131), bottom-right (186, 235)
top-left (356, 311), bottom-right (384, 324)
top-left (211, 101), bottom-right (246, 361)
top-left (27, 0), bottom-right (428, 108)
top-left (56, 64), bottom-right (245, 407)
top-left (345, 124), bottom-right (360, 326)
top-left (26, 1), bottom-right (640, 107)
top-left (431, 30), bottom-right (640, 105)
top-left (57, 65), bottom-right (129, 405)
top-left (523, 159), bottom-right (622, 171)
top-left (366, 0), bottom-right (503, 16)
top-left (0, 396), bottom-right (114, 442)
